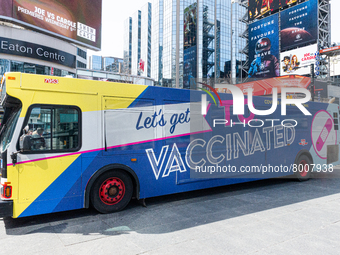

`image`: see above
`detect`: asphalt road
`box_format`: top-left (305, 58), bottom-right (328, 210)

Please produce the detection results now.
top-left (1, 171), bottom-right (340, 255)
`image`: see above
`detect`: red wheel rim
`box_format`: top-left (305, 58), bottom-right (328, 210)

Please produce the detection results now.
top-left (99, 177), bottom-right (125, 205)
top-left (299, 160), bottom-right (308, 177)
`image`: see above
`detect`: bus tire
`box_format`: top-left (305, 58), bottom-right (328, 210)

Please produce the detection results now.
top-left (294, 155), bottom-right (312, 182)
top-left (90, 170), bottom-right (133, 213)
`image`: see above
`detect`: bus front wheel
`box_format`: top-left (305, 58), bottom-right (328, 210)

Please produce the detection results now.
top-left (90, 170), bottom-right (133, 213)
top-left (295, 155), bottom-right (312, 181)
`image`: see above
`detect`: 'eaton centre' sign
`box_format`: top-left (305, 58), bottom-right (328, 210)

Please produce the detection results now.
top-left (0, 37), bottom-right (76, 68)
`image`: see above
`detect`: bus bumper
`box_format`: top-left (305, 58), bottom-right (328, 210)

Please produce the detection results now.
top-left (0, 200), bottom-right (13, 218)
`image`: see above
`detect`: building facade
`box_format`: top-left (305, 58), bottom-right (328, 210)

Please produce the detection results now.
top-left (151, 0), bottom-right (163, 85)
top-left (0, 23), bottom-right (78, 78)
top-left (131, 10), bottom-right (142, 76)
top-left (141, 2), bottom-right (152, 77)
top-left (89, 55), bottom-right (102, 70)
top-left (123, 17), bottom-right (133, 74)
top-left (76, 47), bottom-right (87, 69)
top-left (103, 57), bottom-right (124, 72)
top-left (88, 55), bottom-right (123, 73)
top-left (125, 0), bottom-right (333, 88)
top-left (125, 0), bottom-right (247, 88)
top-left (165, 0), bottom-right (246, 88)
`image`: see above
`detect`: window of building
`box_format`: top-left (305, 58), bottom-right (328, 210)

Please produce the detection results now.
top-left (77, 48), bottom-right (87, 60)
top-left (11, 61), bottom-right (24, 72)
top-left (35, 65), bottom-right (50, 75)
top-left (0, 59), bottom-right (10, 77)
top-left (1, 58), bottom-right (74, 77)
top-left (53, 68), bottom-right (62, 76)
top-left (23, 63), bottom-right (36, 74)
top-left (77, 61), bottom-right (87, 68)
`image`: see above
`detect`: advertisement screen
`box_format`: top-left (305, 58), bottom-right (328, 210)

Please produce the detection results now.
top-left (0, 0), bottom-right (101, 50)
top-left (280, 44), bottom-right (317, 76)
top-left (248, 0), bottom-right (295, 21)
top-left (280, 0), bottom-right (318, 51)
top-left (183, 3), bottom-right (197, 89)
top-left (248, 13), bottom-right (280, 79)
top-left (0, 0), bottom-right (13, 17)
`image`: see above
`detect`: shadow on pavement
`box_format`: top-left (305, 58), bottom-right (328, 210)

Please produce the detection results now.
top-left (3, 172), bottom-right (340, 236)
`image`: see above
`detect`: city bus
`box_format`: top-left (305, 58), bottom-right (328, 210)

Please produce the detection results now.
top-left (0, 72), bottom-right (338, 218)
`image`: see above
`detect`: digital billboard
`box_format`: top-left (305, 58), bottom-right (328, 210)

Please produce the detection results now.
top-left (0, 0), bottom-right (13, 17)
top-left (280, 44), bottom-right (317, 76)
top-left (183, 3), bottom-right (197, 89)
top-left (280, 0), bottom-right (318, 51)
top-left (248, 0), bottom-right (295, 21)
top-left (248, 13), bottom-right (280, 79)
top-left (0, 0), bottom-right (102, 50)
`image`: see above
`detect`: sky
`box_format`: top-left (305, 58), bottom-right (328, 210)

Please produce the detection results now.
top-left (89, 0), bottom-right (340, 58)
top-left (88, 0), bottom-right (149, 58)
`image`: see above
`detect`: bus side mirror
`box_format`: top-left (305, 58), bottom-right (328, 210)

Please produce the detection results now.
top-left (11, 152), bottom-right (17, 166)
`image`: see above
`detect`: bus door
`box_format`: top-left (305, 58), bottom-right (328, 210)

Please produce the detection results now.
top-left (17, 105), bottom-right (82, 213)
top-left (162, 100), bottom-right (193, 184)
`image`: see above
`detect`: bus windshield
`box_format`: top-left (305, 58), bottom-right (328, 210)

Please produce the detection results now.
top-left (0, 109), bottom-right (20, 153)
top-left (0, 78), bottom-right (7, 105)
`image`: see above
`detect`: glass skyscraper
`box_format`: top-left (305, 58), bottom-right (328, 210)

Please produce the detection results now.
top-left (131, 10), bottom-right (142, 76)
top-left (124, 4), bottom-right (152, 77)
top-left (151, 0), bottom-right (163, 85)
top-left (141, 2), bottom-right (152, 77)
top-left (103, 57), bottom-right (124, 72)
top-left (123, 17), bottom-right (132, 74)
top-left (125, 0), bottom-right (246, 87)
top-left (90, 55), bottom-right (102, 70)
top-left (103, 57), bottom-right (115, 71)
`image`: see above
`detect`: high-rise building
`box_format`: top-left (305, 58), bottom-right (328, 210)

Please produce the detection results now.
top-left (123, 17), bottom-right (133, 74)
top-left (89, 55), bottom-right (102, 70)
top-left (153, 0), bottom-right (247, 88)
top-left (125, 0), bottom-right (247, 88)
top-left (131, 10), bottom-right (142, 76)
top-left (103, 57), bottom-right (115, 71)
top-left (141, 2), bottom-right (152, 77)
top-left (103, 57), bottom-right (124, 72)
top-left (151, 0), bottom-right (163, 85)
top-left (125, 4), bottom-right (152, 77)
top-left (88, 56), bottom-right (123, 73)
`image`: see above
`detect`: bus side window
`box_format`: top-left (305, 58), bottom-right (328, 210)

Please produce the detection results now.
top-left (19, 106), bottom-right (80, 153)
top-left (26, 107), bottom-right (52, 151)
top-left (52, 108), bottom-right (79, 150)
